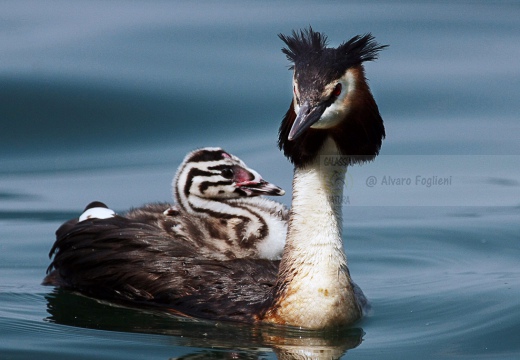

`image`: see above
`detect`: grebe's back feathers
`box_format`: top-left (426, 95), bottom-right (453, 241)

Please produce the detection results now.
top-left (47, 215), bottom-right (278, 322)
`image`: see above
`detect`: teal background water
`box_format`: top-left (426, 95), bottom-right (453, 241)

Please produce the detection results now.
top-left (1, 1), bottom-right (519, 359)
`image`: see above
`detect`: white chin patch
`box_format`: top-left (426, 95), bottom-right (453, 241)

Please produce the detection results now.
top-left (79, 207), bottom-right (116, 222)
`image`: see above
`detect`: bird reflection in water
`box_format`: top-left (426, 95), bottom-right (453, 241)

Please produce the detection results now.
top-left (45, 290), bottom-right (364, 360)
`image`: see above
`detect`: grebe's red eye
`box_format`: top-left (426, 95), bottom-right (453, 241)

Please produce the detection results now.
top-left (332, 83), bottom-right (342, 97)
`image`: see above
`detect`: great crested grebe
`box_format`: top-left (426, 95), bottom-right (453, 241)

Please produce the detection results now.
top-left (44, 28), bottom-right (385, 329)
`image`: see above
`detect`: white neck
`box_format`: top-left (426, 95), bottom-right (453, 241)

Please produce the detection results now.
top-left (263, 138), bottom-right (361, 329)
top-left (287, 140), bottom-right (346, 252)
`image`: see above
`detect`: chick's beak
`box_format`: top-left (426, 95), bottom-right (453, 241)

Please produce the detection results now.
top-left (236, 179), bottom-right (285, 197)
top-left (233, 166), bottom-right (285, 197)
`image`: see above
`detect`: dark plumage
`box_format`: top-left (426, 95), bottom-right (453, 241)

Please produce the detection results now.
top-left (45, 214), bottom-right (279, 321)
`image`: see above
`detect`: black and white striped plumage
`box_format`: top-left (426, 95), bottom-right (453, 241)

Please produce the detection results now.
top-left (129, 147), bottom-right (288, 260)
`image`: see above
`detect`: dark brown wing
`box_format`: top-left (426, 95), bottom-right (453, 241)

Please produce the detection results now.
top-left (44, 215), bottom-right (278, 323)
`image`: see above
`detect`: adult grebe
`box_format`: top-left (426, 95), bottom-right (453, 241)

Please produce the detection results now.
top-left (44, 28), bottom-right (386, 329)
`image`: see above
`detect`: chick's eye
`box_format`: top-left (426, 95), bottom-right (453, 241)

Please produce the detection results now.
top-left (221, 168), bottom-right (234, 179)
top-left (332, 83), bottom-right (342, 97)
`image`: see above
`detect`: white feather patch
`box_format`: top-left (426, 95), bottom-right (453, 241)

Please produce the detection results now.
top-left (79, 207), bottom-right (115, 222)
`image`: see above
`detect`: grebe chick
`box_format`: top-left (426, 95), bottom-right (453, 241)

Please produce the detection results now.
top-left (128, 147), bottom-right (288, 260)
top-left (61, 147), bottom-right (288, 261)
top-left (44, 28), bottom-right (386, 329)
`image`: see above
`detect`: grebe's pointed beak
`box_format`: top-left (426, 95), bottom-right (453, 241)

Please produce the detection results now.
top-left (288, 101), bottom-right (327, 141)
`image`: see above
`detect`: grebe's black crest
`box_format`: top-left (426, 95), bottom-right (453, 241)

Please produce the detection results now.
top-left (279, 28), bottom-right (386, 78)
top-left (278, 27), bottom-right (387, 167)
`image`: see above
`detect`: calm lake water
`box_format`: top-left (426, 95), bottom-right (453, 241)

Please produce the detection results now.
top-left (1, 1), bottom-right (519, 359)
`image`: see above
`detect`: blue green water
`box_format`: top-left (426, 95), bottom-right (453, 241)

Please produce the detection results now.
top-left (1, 1), bottom-right (519, 359)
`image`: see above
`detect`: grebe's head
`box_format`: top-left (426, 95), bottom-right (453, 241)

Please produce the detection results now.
top-left (278, 27), bottom-right (387, 167)
top-left (174, 147), bottom-right (284, 202)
